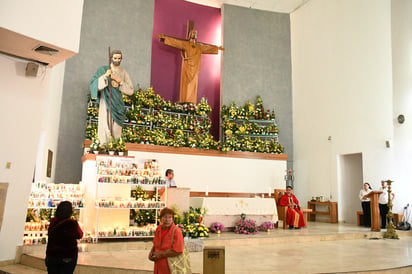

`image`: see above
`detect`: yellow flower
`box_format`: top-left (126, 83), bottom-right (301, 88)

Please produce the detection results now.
top-left (200, 232), bottom-right (204, 237)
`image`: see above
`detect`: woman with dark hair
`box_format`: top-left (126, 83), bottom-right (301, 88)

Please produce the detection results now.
top-left (45, 201), bottom-right (83, 274)
top-left (148, 207), bottom-right (185, 273)
top-left (359, 182), bottom-right (372, 227)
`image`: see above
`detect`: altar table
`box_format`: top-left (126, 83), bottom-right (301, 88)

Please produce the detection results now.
top-left (190, 197), bottom-right (278, 228)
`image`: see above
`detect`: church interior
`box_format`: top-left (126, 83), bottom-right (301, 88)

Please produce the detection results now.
top-left (1, 0), bottom-right (412, 273)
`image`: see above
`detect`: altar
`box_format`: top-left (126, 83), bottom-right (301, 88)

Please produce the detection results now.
top-left (190, 197), bottom-right (278, 228)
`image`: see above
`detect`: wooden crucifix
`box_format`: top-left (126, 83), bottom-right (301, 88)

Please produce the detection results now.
top-left (158, 20), bottom-right (224, 104)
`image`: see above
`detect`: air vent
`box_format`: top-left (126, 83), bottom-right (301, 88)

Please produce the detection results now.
top-left (33, 45), bottom-right (59, 56)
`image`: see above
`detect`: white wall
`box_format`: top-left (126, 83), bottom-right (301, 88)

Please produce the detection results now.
top-left (0, 0), bottom-right (76, 262)
top-left (129, 151), bottom-right (287, 193)
top-left (391, 0), bottom-right (412, 214)
top-left (35, 62), bottom-right (65, 182)
top-left (0, 54), bottom-right (51, 261)
top-left (291, 0), bottom-right (398, 218)
top-left (0, 0), bottom-right (84, 52)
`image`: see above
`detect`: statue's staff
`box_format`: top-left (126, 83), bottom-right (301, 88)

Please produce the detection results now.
top-left (107, 46), bottom-right (113, 137)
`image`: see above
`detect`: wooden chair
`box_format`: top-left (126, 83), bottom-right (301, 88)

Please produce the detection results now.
top-left (274, 189), bottom-right (312, 229)
top-left (274, 189), bottom-right (289, 229)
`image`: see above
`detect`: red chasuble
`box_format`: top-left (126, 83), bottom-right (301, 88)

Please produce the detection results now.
top-left (279, 194), bottom-right (306, 228)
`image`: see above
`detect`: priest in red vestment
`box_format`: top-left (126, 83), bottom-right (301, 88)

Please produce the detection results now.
top-left (279, 186), bottom-right (306, 229)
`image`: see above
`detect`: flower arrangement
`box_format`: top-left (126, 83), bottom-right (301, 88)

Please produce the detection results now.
top-left (184, 207), bottom-right (205, 224)
top-left (197, 97), bottom-right (212, 115)
top-left (260, 221), bottom-right (275, 231)
top-left (129, 186), bottom-right (159, 226)
top-left (26, 207), bottom-right (79, 222)
top-left (87, 105), bottom-right (99, 118)
top-left (221, 96), bottom-right (275, 121)
top-left (234, 213), bottom-right (259, 235)
top-left (89, 137), bottom-right (100, 153)
top-left (171, 205), bottom-right (183, 225)
top-left (210, 222), bottom-right (225, 233)
top-left (180, 223), bottom-right (209, 238)
top-left (131, 185), bottom-right (150, 201)
top-left (220, 96), bottom-right (285, 154)
top-left (85, 123), bottom-right (97, 140)
top-left (132, 209), bottom-right (157, 226)
top-left (116, 137), bottom-right (127, 153)
top-left (176, 207), bottom-right (209, 238)
top-left (107, 136), bottom-right (117, 153)
top-left (85, 87), bottom-right (284, 155)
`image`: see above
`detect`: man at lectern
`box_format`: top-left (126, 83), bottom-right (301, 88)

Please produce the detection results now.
top-left (165, 169), bottom-right (177, 188)
top-left (379, 180), bottom-right (395, 229)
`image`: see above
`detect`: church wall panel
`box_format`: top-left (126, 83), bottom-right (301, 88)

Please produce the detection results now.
top-left (55, 0), bottom-right (155, 183)
top-left (221, 5), bottom-right (293, 168)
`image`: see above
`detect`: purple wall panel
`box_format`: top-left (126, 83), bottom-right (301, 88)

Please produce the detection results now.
top-left (151, 0), bottom-right (222, 138)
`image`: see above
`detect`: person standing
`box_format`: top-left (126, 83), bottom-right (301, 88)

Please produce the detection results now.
top-left (359, 182), bottom-right (372, 227)
top-left (379, 180), bottom-right (395, 229)
top-left (90, 49), bottom-right (134, 144)
top-left (158, 30), bottom-right (224, 104)
top-left (279, 186), bottom-right (306, 229)
top-left (148, 207), bottom-right (186, 274)
top-left (45, 201), bottom-right (83, 274)
top-left (165, 169), bottom-right (177, 188)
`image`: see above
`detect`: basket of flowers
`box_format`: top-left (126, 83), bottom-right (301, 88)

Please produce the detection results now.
top-left (210, 222), bottom-right (224, 234)
top-left (234, 213), bottom-right (259, 235)
top-left (260, 221), bottom-right (275, 232)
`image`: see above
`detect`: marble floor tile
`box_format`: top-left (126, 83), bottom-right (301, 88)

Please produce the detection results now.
top-left (5, 222), bottom-right (412, 273)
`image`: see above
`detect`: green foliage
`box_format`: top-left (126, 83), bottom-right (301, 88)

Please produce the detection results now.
top-left (221, 96), bottom-right (284, 154)
top-left (178, 207), bottom-right (209, 238)
top-left (131, 185), bottom-right (150, 200)
top-left (85, 87), bottom-right (284, 155)
top-left (130, 186), bottom-right (160, 226)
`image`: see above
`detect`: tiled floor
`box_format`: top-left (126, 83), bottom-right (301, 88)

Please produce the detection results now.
top-left (3, 222), bottom-right (412, 273)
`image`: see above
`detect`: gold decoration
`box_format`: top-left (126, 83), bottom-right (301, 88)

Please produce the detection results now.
top-left (383, 180), bottom-right (399, 239)
top-left (111, 80), bottom-right (119, 88)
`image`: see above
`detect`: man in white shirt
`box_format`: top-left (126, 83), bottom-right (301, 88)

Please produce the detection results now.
top-left (165, 169), bottom-right (176, 188)
top-left (379, 180), bottom-right (395, 229)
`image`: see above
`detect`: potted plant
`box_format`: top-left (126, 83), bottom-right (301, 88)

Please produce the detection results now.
top-left (89, 137), bottom-right (100, 154)
top-left (99, 144), bottom-right (108, 155)
top-left (107, 136), bottom-right (117, 155)
top-left (234, 213), bottom-right (259, 235)
top-left (116, 137), bottom-right (127, 156)
top-left (260, 221), bottom-right (275, 232)
top-left (210, 222), bottom-right (224, 234)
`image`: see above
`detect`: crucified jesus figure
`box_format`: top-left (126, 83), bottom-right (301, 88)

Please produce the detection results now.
top-left (158, 27), bottom-right (224, 104)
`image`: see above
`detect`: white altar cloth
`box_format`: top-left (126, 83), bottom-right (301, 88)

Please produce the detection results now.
top-left (190, 197), bottom-right (278, 228)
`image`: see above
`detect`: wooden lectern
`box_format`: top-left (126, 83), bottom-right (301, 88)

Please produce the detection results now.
top-left (161, 187), bottom-right (190, 213)
top-left (365, 191), bottom-right (383, 231)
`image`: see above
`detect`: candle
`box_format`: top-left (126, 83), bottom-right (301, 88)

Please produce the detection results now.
top-left (268, 187), bottom-right (271, 197)
top-left (206, 185), bottom-right (208, 196)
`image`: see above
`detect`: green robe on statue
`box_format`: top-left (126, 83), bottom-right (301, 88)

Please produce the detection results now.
top-left (90, 65), bottom-right (134, 144)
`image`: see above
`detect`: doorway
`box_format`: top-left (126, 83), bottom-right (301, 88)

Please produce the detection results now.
top-left (337, 153), bottom-right (363, 224)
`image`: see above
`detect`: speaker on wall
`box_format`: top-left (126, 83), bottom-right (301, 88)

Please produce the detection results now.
top-left (25, 62), bottom-right (39, 77)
